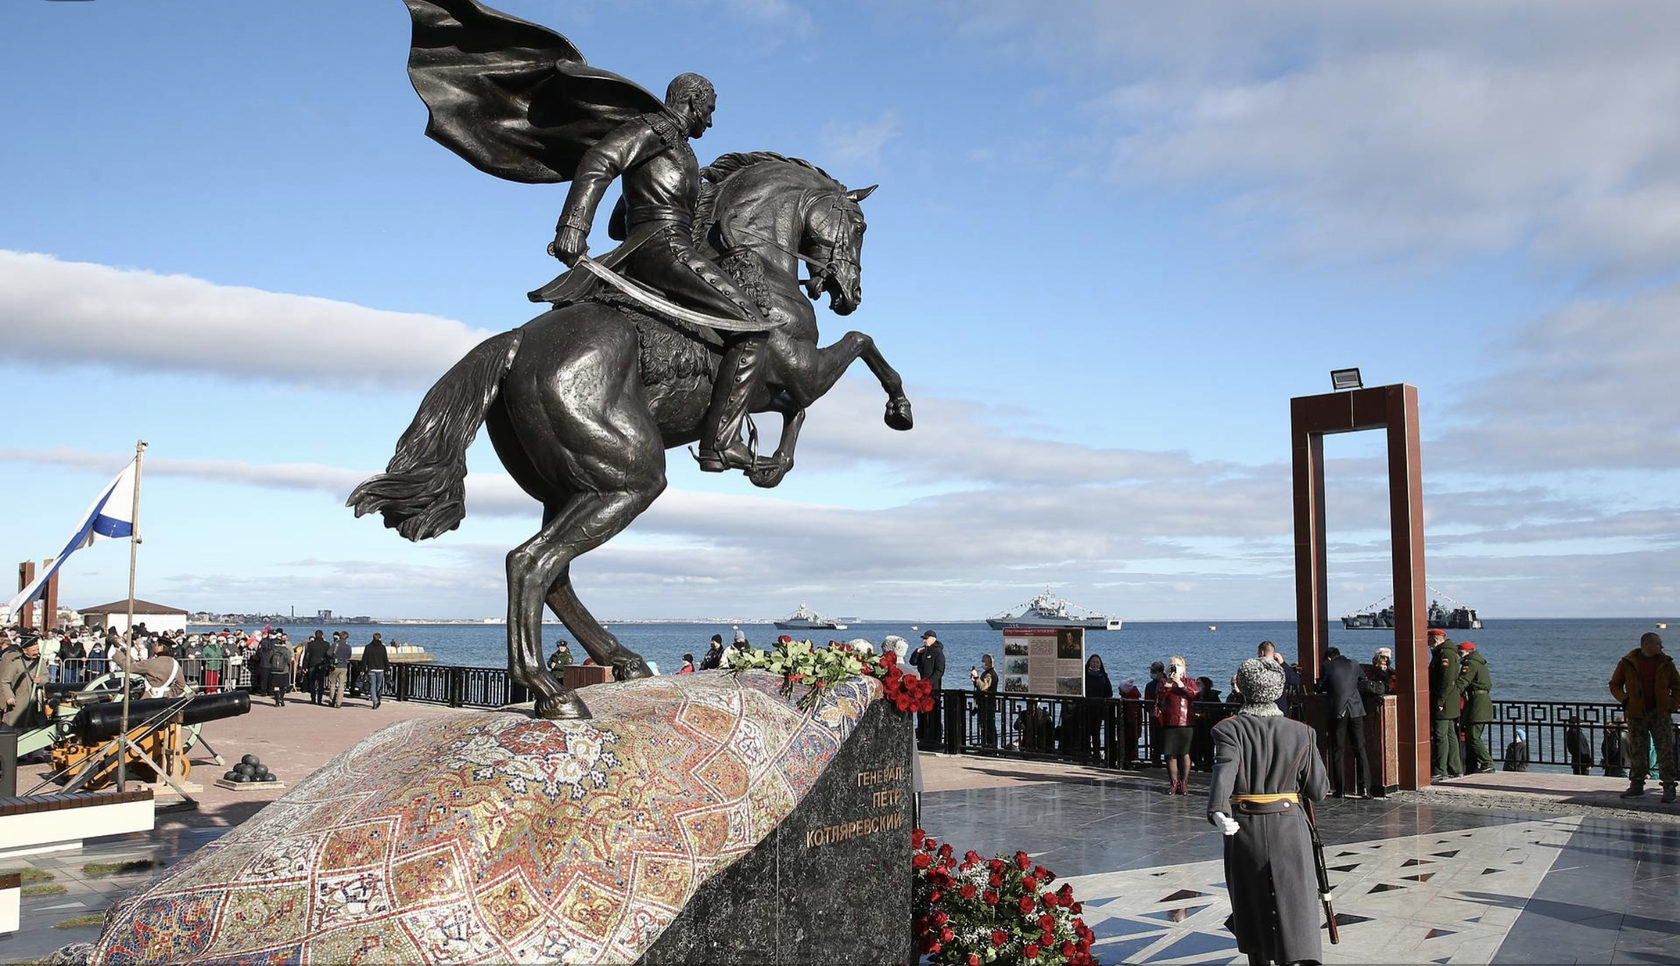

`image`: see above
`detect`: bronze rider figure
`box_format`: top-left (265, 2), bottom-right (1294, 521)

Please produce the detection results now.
top-left (541, 72), bottom-right (768, 475)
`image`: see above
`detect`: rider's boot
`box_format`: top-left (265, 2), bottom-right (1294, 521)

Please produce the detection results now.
top-left (698, 335), bottom-right (766, 472)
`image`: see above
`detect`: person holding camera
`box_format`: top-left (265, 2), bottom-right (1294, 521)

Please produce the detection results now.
top-left (970, 654), bottom-right (998, 748)
top-left (1156, 655), bottom-right (1201, 794)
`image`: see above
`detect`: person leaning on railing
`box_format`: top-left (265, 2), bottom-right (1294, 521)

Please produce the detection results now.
top-left (970, 654), bottom-right (998, 749)
top-left (1609, 632), bottom-right (1680, 803)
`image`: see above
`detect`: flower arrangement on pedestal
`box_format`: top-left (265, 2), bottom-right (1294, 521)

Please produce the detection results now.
top-left (728, 638), bottom-right (934, 714)
top-left (912, 828), bottom-right (1099, 965)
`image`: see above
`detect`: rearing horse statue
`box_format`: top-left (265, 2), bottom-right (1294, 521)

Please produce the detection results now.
top-left (350, 152), bottom-right (912, 719)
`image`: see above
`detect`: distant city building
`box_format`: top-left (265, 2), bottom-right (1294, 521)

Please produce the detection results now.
top-left (318, 609), bottom-right (333, 621)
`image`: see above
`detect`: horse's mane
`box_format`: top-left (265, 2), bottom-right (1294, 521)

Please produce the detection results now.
top-left (694, 152), bottom-right (843, 245)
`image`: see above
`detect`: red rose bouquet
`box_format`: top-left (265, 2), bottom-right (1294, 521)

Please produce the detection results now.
top-left (912, 828), bottom-right (1098, 965)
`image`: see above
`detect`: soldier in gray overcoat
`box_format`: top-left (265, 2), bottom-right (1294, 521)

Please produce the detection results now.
top-left (0, 635), bottom-right (47, 729)
top-left (1208, 658), bottom-right (1329, 966)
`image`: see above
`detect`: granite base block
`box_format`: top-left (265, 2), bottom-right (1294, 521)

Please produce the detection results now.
top-left (638, 697), bottom-right (915, 966)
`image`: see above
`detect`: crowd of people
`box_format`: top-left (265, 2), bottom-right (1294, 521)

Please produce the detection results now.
top-left (0, 623), bottom-right (400, 728)
top-left (929, 628), bottom-right (1680, 804)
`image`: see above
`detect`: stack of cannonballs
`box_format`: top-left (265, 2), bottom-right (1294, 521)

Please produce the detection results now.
top-left (223, 754), bottom-right (279, 785)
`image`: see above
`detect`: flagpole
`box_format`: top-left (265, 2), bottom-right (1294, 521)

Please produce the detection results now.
top-left (116, 441), bottom-right (147, 793)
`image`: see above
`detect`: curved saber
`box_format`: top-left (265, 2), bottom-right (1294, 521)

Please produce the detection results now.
top-left (575, 255), bottom-right (776, 333)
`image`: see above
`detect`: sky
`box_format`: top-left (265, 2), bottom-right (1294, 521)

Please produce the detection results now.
top-left (1, 0), bottom-right (1675, 622)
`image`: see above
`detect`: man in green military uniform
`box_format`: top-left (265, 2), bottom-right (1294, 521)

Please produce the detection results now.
top-left (1429, 632), bottom-right (1468, 782)
top-left (1457, 641), bottom-right (1495, 774)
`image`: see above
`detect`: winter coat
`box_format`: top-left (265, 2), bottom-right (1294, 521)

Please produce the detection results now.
top-left (261, 641), bottom-right (294, 676)
top-left (909, 640), bottom-right (946, 690)
top-left (1084, 666), bottom-right (1113, 700)
top-left (301, 636), bottom-right (330, 671)
top-left (1155, 674), bottom-right (1200, 727)
top-left (1458, 650), bottom-right (1493, 723)
top-left (1429, 645), bottom-right (1468, 721)
top-left (1206, 714), bottom-right (1329, 966)
top-left (1361, 663), bottom-right (1399, 697)
top-left (1503, 736), bottom-right (1530, 772)
top-left (698, 644), bottom-right (723, 671)
top-left (1602, 729), bottom-right (1627, 777)
top-left (201, 640), bottom-right (225, 672)
top-left (1609, 648), bottom-right (1680, 718)
top-left (361, 640), bottom-right (390, 673)
top-left (1321, 655), bottom-right (1367, 719)
top-left (1564, 725), bottom-right (1594, 765)
top-left (0, 647), bottom-right (44, 728)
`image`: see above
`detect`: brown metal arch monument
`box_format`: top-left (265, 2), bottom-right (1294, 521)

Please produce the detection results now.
top-left (1292, 383), bottom-right (1431, 791)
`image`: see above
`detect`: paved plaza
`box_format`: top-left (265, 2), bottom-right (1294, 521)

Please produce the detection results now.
top-left (4, 700), bottom-right (1679, 964)
top-left (923, 759), bottom-right (1680, 965)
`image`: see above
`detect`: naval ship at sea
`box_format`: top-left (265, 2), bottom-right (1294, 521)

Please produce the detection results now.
top-left (1342, 595), bottom-right (1483, 631)
top-left (773, 603), bottom-right (848, 631)
top-left (986, 590), bottom-right (1123, 631)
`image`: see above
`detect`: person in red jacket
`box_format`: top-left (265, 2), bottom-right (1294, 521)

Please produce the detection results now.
top-left (1156, 655), bottom-right (1201, 795)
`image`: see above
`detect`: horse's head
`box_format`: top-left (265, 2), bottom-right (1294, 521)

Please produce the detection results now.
top-left (802, 183), bottom-right (875, 316)
top-left (699, 152), bottom-right (877, 317)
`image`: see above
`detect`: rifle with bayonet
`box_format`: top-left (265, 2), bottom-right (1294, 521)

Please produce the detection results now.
top-left (1304, 799), bottom-right (1340, 944)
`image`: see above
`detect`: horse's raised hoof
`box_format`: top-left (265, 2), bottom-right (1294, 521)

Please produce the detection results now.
top-left (747, 458), bottom-right (791, 489)
top-left (885, 397), bottom-right (914, 431)
top-left (613, 654), bottom-right (655, 681)
top-left (535, 688), bottom-right (591, 720)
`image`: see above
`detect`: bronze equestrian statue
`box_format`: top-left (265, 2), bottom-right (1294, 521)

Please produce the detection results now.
top-left (350, 0), bottom-right (913, 720)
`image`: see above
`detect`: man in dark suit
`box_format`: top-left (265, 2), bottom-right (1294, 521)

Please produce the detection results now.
top-left (1321, 646), bottom-right (1370, 797)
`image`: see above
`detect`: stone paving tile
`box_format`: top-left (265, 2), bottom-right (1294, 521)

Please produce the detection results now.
top-left (924, 776), bottom-right (1669, 964)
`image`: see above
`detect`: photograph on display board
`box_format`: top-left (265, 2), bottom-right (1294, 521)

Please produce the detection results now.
top-left (1003, 640), bottom-right (1030, 657)
top-left (1004, 657), bottom-right (1029, 676)
top-left (1056, 628), bottom-right (1084, 660)
top-left (1056, 676), bottom-right (1083, 696)
top-left (1003, 675), bottom-right (1029, 693)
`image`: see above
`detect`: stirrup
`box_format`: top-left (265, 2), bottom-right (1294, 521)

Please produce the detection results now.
top-left (691, 415), bottom-right (762, 473)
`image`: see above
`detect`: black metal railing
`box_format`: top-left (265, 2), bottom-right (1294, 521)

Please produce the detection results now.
top-left (196, 667), bottom-right (1661, 776)
top-left (1480, 700), bottom-right (1665, 775)
top-left (219, 660), bottom-right (529, 710)
top-left (921, 689), bottom-right (1667, 778)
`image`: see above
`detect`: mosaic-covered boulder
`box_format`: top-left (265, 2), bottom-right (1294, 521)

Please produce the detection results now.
top-left (56, 670), bottom-right (908, 965)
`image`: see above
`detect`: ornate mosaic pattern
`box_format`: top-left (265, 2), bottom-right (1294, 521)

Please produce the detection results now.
top-left (74, 671), bottom-right (878, 965)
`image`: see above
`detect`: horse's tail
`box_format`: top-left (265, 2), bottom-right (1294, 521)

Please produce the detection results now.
top-left (347, 329), bottom-right (522, 541)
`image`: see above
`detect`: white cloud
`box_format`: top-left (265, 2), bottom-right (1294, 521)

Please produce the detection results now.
top-left (1431, 283), bottom-right (1680, 471)
top-left (948, 1), bottom-right (1680, 274)
top-left (820, 111), bottom-right (901, 169)
top-left (0, 251), bottom-right (486, 388)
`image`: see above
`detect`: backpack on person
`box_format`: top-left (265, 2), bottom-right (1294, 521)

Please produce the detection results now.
top-left (264, 643), bottom-right (292, 676)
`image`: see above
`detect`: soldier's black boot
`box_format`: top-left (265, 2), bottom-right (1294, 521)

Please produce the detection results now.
top-left (697, 336), bottom-right (765, 472)
top-left (1621, 781), bottom-right (1646, 798)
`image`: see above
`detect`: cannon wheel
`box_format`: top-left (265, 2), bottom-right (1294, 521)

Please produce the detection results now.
top-left (76, 673), bottom-right (206, 754)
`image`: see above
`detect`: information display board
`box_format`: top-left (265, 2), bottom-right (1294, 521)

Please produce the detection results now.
top-left (999, 627), bottom-right (1085, 696)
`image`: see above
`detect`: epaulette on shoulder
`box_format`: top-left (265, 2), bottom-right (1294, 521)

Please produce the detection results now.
top-left (642, 111), bottom-right (682, 147)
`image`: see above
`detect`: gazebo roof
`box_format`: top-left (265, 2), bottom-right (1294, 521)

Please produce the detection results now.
top-left (78, 598), bottom-right (190, 616)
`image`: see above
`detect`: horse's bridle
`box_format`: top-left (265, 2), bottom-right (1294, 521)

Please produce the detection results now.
top-left (721, 191), bottom-right (859, 297)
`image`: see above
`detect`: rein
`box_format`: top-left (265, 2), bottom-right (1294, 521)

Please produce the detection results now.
top-left (720, 192), bottom-right (856, 289)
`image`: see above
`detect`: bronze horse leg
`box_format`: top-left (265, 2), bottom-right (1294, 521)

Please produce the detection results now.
top-left (544, 566), bottom-right (653, 681)
top-left (747, 329), bottom-right (912, 488)
top-left (495, 310), bottom-right (667, 719)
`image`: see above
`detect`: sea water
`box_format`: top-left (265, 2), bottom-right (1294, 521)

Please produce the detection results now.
top-left (195, 617), bottom-right (1666, 706)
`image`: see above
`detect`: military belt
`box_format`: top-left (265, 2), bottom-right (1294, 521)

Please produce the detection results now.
top-left (1230, 792), bottom-right (1300, 804)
